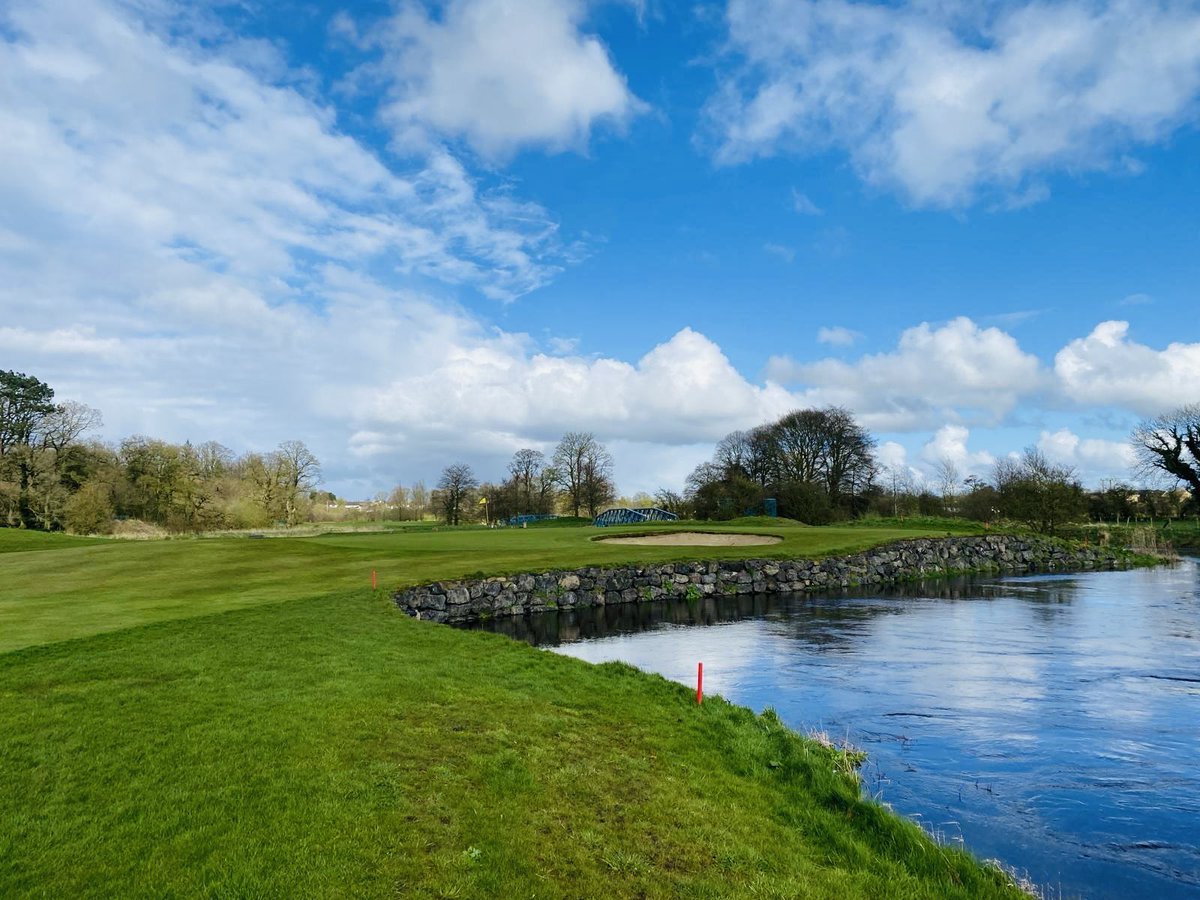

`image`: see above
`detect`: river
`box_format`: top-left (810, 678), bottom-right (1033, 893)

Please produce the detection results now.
top-left (471, 559), bottom-right (1200, 899)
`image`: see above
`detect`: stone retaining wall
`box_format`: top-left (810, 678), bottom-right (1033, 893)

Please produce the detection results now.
top-left (394, 535), bottom-right (1125, 625)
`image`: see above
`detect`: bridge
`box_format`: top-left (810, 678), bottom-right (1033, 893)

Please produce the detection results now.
top-left (506, 514), bottom-right (558, 526)
top-left (592, 507), bottom-right (679, 527)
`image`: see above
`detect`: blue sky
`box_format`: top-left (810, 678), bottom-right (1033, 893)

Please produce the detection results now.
top-left (2, 0), bottom-right (1199, 498)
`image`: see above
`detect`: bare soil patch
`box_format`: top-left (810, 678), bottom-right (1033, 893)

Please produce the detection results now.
top-left (597, 532), bottom-right (783, 547)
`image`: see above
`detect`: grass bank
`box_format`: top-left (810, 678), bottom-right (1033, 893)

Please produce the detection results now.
top-left (1, 523), bottom-right (1025, 898)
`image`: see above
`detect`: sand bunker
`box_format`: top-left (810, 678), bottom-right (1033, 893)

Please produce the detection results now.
top-left (598, 532), bottom-right (782, 547)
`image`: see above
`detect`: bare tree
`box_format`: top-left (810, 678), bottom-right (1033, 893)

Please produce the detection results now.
top-left (272, 440), bottom-right (321, 526)
top-left (993, 449), bottom-right (1084, 534)
top-left (437, 463), bottom-right (478, 525)
top-left (39, 400), bottom-right (102, 454)
top-left (713, 430), bottom-right (752, 480)
top-left (507, 448), bottom-right (555, 514)
top-left (553, 432), bottom-right (614, 518)
top-left (195, 441), bottom-right (232, 481)
top-left (932, 456), bottom-right (960, 512)
top-left (535, 464), bottom-right (560, 515)
top-left (1133, 404), bottom-right (1200, 502)
top-left (388, 484), bottom-right (409, 520)
top-left (410, 480), bottom-right (429, 520)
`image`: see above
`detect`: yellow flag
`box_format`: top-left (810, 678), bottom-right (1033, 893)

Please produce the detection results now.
top-left (478, 497), bottom-right (488, 504)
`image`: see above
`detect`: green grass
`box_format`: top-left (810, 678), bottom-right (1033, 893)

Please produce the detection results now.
top-left (723, 515), bottom-right (809, 527)
top-left (0, 522), bottom-right (1025, 898)
top-left (0, 521), bottom-right (975, 654)
top-left (1, 591), bottom-right (1022, 899)
top-left (0, 528), bottom-right (105, 553)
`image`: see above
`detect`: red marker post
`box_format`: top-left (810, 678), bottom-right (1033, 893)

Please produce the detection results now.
top-left (697, 662), bottom-right (703, 705)
top-left (371, 570), bottom-right (377, 591)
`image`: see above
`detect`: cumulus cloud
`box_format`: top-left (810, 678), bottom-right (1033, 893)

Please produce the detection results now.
top-left (1037, 427), bottom-right (1137, 481)
top-left (919, 425), bottom-right (996, 479)
top-left (368, 0), bottom-right (645, 157)
top-left (348, 327), bottom-right (798, 448)
top-left (767, 317), bottom-right (1047, 431)
top-left (705, 0), bottom-right (1200, 207)
top-left (1055, 321), bottom-right (1200, 415)
top-left (876, 440), bottom-right (907, 471)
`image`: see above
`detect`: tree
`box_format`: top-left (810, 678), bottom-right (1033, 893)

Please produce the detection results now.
top-left (689, 407), bottom-right (877, 522)
top-left (507, 448), bottom-right (557, 514)
top-left (993, 449), bottom-right (1085, 534)
top-left (388, 484), bottom-right (409, 520)
top-left (39, 401), bottom-right (102, 455)
top-left (0, 370), bottom-right (55, 458)
top-left (932, 456), bottom-right (960, 512)
top-left (63, 480), bottom-right (115, 534)
top-left (272, 440), bottom-right (321, 526)
top-left (960, 476), bottom-right (1000, 523)
top-left (553, 432), bottom-right (614, 518)
top-left (410, 480), bottom-right (430, 520)
top-left (437, 463), bottom-right (478, 525)
top-left (0, 370), bottom-right (57, 527)
top-left (653, 488), bottom-right (691, 518)
top-left (1132, 404), bottom-right (1200, 503)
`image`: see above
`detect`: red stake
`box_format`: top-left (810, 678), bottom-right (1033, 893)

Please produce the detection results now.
top-left (697, 662), bottom-right (703, 705)
top-left (371, 569), bottom-right (377, 591)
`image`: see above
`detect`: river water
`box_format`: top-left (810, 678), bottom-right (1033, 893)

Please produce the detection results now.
top-left (472, 560), bottom-right (1200, 899)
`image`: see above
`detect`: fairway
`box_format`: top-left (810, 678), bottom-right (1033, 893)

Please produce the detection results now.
top-left (0, 521), bottom-right (1026, 899)
top-left (0, 521), bottom-right (975, 653)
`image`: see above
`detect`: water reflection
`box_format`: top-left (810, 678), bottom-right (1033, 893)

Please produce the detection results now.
top-left (469, 561), bottom-right (1200, 900)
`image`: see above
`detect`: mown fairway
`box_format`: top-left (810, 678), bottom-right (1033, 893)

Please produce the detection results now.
top-left (0, 521), bottom-right (978, 653)
top-left (0, 521), bottom-right (1023, 899)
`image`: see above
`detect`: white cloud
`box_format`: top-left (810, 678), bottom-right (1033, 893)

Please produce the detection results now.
top-left (919, 425), bottom-right (996, 480)
top-left (369, 0), bottom-right (645, 157)
top-left (547, 335), bottom-right (580, 354)
top-left (816, 325), bottom-right (862, 347)
top-left (0, 0), bottom-right (566, 304)
top-left (875, 440), bottom-right (909, 474)
top-left (0, 0), bottom-right (651, 494)
top-left (0, 0), bottom-right (791, 499)
top-left (1054, 321), bottom-right (1200, 415)
top-left (706, 0), bottom-right (1200, 207)
top-left (767, 317), bottom-right (1047, 431)
top-left (0, 326), bottom-right (124, 361)
top-left (349, 327), bottom-right (799, 448)
top-left (1037, 427), bottom-right (1137, 481)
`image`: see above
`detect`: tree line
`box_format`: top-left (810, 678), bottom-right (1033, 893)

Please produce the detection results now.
top-left (6, 368), bottom-right (1199, 535)
top-left (432, 431), bottom-right (615, 525)
top-left (679, 404), bottom-right (1200, 534)
top-left (1, 370), bottom-right (321, 533)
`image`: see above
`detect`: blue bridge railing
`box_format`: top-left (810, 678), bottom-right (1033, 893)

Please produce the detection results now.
top-left (593, 507), bottom-right (680, 527)
top-left (507, 514), bottom-right (558, 526)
